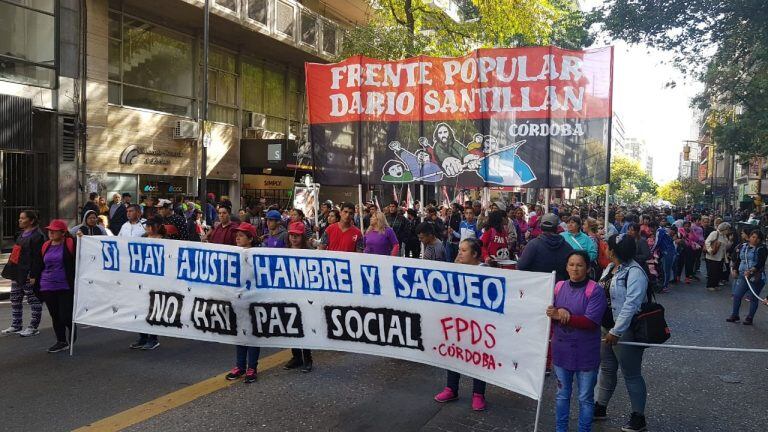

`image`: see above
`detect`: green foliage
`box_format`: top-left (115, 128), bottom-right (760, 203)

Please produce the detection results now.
top-left (609, 157), bottom-right (658, 204)
top-left (657, 178), bottom-right (707, 206)
top-left (340, 0), bottom-right (591, 60)
top-left (592, 0), bottom-right (768, 157)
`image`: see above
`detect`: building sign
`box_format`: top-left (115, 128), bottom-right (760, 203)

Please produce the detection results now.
top-left (242, 174), bottom-right (294, 190)
top-left (140, 175), bottom-right (187, 195)
top-left (120, 145), bottom-right (184, 166)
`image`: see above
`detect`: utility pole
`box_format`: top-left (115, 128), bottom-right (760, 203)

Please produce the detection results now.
top-left (199, 0), bottom-right (210, 205)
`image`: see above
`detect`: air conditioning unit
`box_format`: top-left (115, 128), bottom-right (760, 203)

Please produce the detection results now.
top-left (246, 112), bottom-right (266, 129)
top-left (173, 120), bottom-right (198, 139)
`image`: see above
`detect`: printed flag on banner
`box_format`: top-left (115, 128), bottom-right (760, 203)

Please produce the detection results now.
top-left (305, 47), bottom-right (613, 188)
top-left (74, 236), bottom-right (554, 400)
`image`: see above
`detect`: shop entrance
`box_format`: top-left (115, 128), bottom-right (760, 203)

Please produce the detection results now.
top-left (0, 152), bottom-right (48, 248)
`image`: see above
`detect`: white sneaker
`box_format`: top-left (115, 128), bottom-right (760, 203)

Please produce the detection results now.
top-left (1, 326), bottom-right (22, 335)
top-left (18, 327), bottom-right (40, 337)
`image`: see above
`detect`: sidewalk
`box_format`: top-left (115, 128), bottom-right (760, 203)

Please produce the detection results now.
top-left (0, 253), bottom-right (9, 300)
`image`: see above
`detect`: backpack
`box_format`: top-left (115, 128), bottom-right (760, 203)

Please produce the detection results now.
top-left (42, 237), bottom-right (75, 257)
top-left (554, 279), bottom-right (598, 299)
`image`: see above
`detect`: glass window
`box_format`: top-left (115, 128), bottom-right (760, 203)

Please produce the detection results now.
top-left (242, 61), bottom-right (264, 113)
top-left (0, 2), bottom-right (55, 64)
top-left (0, 59), bottom-right (54, 87)
top-left (108, 39), bottom-right (121, 80)
top-left (5, 0), bottom-right (54, 13)
top-left (209, 104), bottom-right (237, 125)
top-left (263, 68), bottom-right (285, 118)
top-left (108, 11), bottom-right (121, 39)
top-left (122, 17), bottom-right (194, 98)
top-left (276, 1), bottom-right (295, 38)
top-left (247, 0), bottom-right (268, 25)
top-left (108, 82), bottom-right (120, 105)
top-left (216, 0), bottom-right (237, 12)
top-left (123, 85), bottom-right (193, 117)
top-left (301, 12), bottom-right (317, 46)
top-left (323, 24), bottom-right (337, 54)
top-left (204, 48), bottom-right (237, 124)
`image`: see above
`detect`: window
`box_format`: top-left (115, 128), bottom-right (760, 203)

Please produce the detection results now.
top-left (322, 23), bottom-right (338, 55)
top-left (108, 10), bottom-right (195, 117)
top-left (275, 1), bottom-right (295, 38)
top-left (0, 0), bottom-right (56, 87)
top-left (242, 60), bottom-right (305, 136)
top-left (247, 0), bottom-right (268, 25)
top-left (205, 48), bottom-right (237, 124)
top-left (300, 12), bottom-right (317, 47)
top-left (215, 0), bottom-right (237, 12)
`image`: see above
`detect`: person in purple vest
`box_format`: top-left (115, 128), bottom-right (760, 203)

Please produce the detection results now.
top-left (546, 250), bottom-right (607, 432)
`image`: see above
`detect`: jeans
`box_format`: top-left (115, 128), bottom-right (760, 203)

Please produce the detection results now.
top-left (236, 345), bottom-right (260, 370)
top-left (137, 333), bottom-right (158, 344)
top-left (291, 348), bottom-right (312, 363)
top-left (731, 276), bottom-right (765, 319)
top-left (446, 370), bottom-right (486, 395)
top-left (595, 329), bottom-right (647, 415)
top-left (662, 251), bottom-right (675, 288)
top-left (554, 366), bottom-right (598, 432)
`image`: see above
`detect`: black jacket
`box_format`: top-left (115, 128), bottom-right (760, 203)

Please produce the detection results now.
top-left (4, 228), bottom-right (45, 284)
top-left (517, 233), bottom-right (574, 281)
top-left (109, 203), bottom-right (128, 233)
top-left (31, 237), bottom-right (77, 291)
top-left (81, 201), bottom-right (99, 219)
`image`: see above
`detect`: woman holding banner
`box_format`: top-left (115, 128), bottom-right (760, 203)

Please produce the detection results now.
top-left (546, 250), bottom-right (607, 432)
top-left (282, 221), bottom-right (315, 373)
top-left (226, 222), bottom-right (261, 384)
top-left (434, 238), bottom-right (488, 411)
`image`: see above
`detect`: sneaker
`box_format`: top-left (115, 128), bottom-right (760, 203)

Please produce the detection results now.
top-left (684, 277), bottom-right (691, 284)
top-left (225, 367), bottom-right (245, 380)
top-left (434, 387), bottom-right (458, 403)
top-left (18, 327), bottom-right (40, 337)
top-left (283, 357), bottom-right (303, 370)
top-left (621, 412), bottom-right (647, 432)
top-left (718, 281), bottom-right (727, 286)
top-left (707, 286), bottom-right (717, 292)
top-left (594, 402), bottom-right (608, 420)
top-left (726, 316), bottom-right (740, 323)
top-left (1, 326), bottom-right (22, 335)
top-left (243, 368), bottom-right (257, 384)
top-left (141, 340), bottom-right (160, 350)
top-left (471, 393), bottom-right (487, 411)
top-left (301, 359), bottom-right (313, 373)
top-left (743, 317), bottom-right (754, 326)
top-left (129, 340), bottom-right (146, 349)
top-left (47, 341), bottom-right (69, 353)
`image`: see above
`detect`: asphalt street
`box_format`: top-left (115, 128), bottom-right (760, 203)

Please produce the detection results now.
top-left (1, 271), bottom-right (767, 431)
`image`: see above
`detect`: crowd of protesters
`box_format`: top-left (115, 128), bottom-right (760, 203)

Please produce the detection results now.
top-left (3, 190), bottom-right (768, 432)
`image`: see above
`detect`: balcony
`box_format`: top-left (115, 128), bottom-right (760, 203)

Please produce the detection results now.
top-left (183, 0), bottom-right (355, 61)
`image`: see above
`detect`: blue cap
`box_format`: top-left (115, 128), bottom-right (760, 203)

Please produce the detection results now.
top-left (266, 210), bottom-right (282, 220)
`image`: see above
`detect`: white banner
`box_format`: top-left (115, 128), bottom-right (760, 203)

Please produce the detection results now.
top-left (74, 236), bottom-right (554, 400)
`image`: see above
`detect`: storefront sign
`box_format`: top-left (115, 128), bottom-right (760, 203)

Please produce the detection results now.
top-left (242, 174), bottom-right (294, 190)
top-left (120, 145), bottom-right (184, 166)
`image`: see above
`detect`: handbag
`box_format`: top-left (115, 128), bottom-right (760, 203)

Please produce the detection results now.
top-left (629, 268), bottom-right (671, 344)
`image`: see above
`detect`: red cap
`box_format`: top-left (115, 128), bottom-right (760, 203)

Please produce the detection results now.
top-left (288, 222), bottom-right (305, 236)
top-left (45, 219), bottom-right (68, 232)
top-left (163, 224), bottom-right (179, 236)
top-left (234, 222), bottom-right (258, 238)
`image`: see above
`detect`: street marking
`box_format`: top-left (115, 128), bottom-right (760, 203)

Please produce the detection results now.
top-left (73, 349), bottom-right (292, 432)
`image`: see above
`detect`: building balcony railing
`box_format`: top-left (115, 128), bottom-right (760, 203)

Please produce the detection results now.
top-left (188, 0), bottom-right (347, 60)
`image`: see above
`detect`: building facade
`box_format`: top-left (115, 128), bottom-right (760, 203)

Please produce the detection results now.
top-left (84, 0), bottom-right (369, 211)
top-left (0, 0), bottom-right (82, 247)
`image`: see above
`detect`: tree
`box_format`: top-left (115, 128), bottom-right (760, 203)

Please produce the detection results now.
top-left (579, 156), bottom-right (657, 204)
top-left (340, 0), bottom-right (591, 60)
top-left (657, 178), bottom-right (707, 206)
top-left (591, 1), bottom-right (768, 156)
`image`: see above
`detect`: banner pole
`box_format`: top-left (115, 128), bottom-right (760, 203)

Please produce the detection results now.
top-left (533, 397), bottom-right (543, 432)
top-left (419, 184), bottom-right (425, 221)
top-left (70, 236), bottom-right (84, 357)
top-left (604, 184), bottom-right (610, 235)
top-left (358, 184), bottom-right (364, 228)
top-left (544, 189), bottom-right (550, 210)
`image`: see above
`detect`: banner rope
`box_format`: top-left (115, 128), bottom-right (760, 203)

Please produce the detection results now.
top-left (744, 275), bottom-right (768, 303)
top-left (618, 341), bottom-right (768, 353)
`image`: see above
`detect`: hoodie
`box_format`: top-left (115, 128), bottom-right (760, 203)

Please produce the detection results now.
top-left (77, 210), bottom-right (108, 236)
top-left (263, 225), bottom-right (288, 248)
top-left (517, 232), bottom-right (574, 281)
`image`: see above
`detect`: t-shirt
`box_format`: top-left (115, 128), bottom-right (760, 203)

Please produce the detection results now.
top-left (480, 227), bottom-right (510, 261)
top-left (40, 244), bottom-right (69, 292)
top-left (458, 220), bottom-right (482, 241)
top-left (208, 222), bottom-right (239, 246)
top-left (364, 227), bottom-right (398, 255)
top-left (422, 239), bottom-right (445, 261)
top-left (551, 279), bottom-right (607, 371)
top-left (323, 223), bottom-right (363, 252)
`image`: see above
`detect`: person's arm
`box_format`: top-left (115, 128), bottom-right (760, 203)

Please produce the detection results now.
top-left (751, 246), bottom-right (768, 274)
top-left (611, 267), bottom-right (647, 337)
top-left (318, 231), bottom-right (329, 250)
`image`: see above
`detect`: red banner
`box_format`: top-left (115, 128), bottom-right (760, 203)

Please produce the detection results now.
top-left (306, 47), bottom-right (612, 124)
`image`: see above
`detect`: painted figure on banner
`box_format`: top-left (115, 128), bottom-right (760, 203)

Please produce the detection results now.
top-left (381, 123), bottom-right (536, 186)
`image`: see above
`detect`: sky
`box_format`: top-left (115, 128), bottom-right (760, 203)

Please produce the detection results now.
top-left (580, 1), bottom-right (703, 185)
